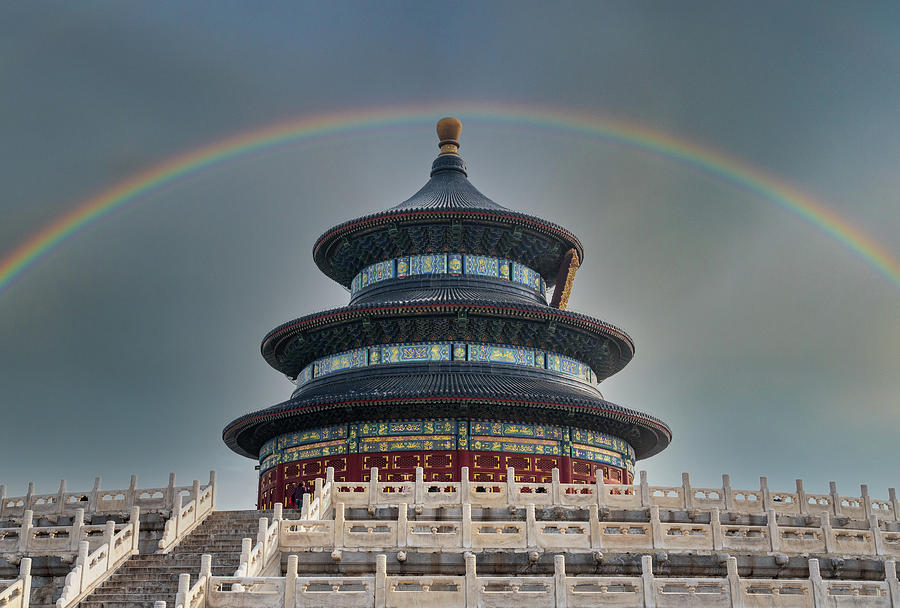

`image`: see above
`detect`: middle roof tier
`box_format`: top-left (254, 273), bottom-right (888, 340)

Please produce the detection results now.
top-left (261, 298), bottom-right (635, 382)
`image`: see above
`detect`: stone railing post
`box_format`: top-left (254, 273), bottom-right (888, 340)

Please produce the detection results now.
top-left (398, 504), bottom-right (408, 548)
top-left (726, 556), bottom-right (740, 606)
top-left (300, 492), bottom-right (311, 519)
top-left (334, 503), bottom-right (345, 548)
top-left (797, 479), bottom-right (808, 516)
top-left (462, 503), bottom-right (472, 549)
top-left (314, 477), bottom-right (323, 501)
top-left (375, 554), bottom-right (387, 608)
top-left (126, 475), bottom-right (137, 511)
top-left (465, 552), bottom-right (477, 608)
top-left (191, 479), bottom-right (201, 508)
top-left (884, 560), bottom-right (899, 607)
top-left (861, 484), bottom-right (873, 520)
top-left (829, 482), bottom-right (842, 517)
top-left (285, 554), bottom-right (298, 607)
top-left (172, 494), bottom-right (183, 536)
top-left (461, 467), bottom-right (471, 504)
top-left (681, 473), bottom-right (693, 510)
top-left (650, 506), bottom-right (662, 550)
top-left (258, 517), bottom-right (269, 558)
top-left (325, 466), bottom-right (334, 486)
top-left (313, 478), bottom-right (324, 516)
top-left (0, 484), bottom-right (6, 519)
top-left (639, 471), bottom-right (650, 507)
top-left (103, 520), bottom-right (116, 561)
top-left (821, 511), bottom-right (836, 554)
top-left (711, 508), bottom-right (723, 551)
top-left (506, 467), bottom-right (516, 507)
top-left (595, 473), bottom-right (606, 508)
top-left (641, 554), bottom-right (656, 608)
top-left (175, 573), bottom-right (190, 608)
top-left (589, 504), bottom-right (602, 549)
top-left (808, 558), bottom-right (827, 607)
top-left (165, 473), bottom-right (176, 511)
top-left (889, 488), bottom-right (899, 523)
top-left (20, 557), bottom-right (32, 608)
top-left (414, 467), bottom-right (424, 505)
top-left (869, 514), bottom-right (885, 556)
top-left (76, 541), bottom-right (89, 591)
top-left (209, 470), bottom-right (217, 509)
top-left (767, 509), bottom-right (780, 552)
top-left (551, 468), bottom-right (561, 505)
top-left (89, 477), bottom-right (101, 513)
top-left (200, 553), bottom-right (211, 579)
top-left (71, 508), bottom-right (85, 552)
top-left (368, 468), bottom-right (379, 506)
top-left (25, 482), bottom-right (34, 511)
top-left (18, 510), bottom-right (33, 553)
top-left (526, 504), bottom-right (537, 548)
top-left (553, 554), bottom-right (567, 608)
top-left (760, 477), bottom-right (772, 512)
top-left (131, 506), bottom-right (141, 553)
top-left (240, 537), bottom-right (252, 570)
top-left (274, 502), bottom-right (283, 522)
top-left (57, 479), bottom-right (67, 515)
top-left (722, 474), bottom-right (735, 511)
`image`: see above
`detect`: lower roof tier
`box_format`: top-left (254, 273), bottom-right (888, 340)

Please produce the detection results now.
top-left (222, 362), bottom-right (671, 461)
top-left (261, 299), bottom-right (635, 381)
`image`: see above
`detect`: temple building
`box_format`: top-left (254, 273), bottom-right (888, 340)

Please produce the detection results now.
top-left (5, 119), bottom-right (898, 608)
top-left (222, 119), bottom-right (671, 508)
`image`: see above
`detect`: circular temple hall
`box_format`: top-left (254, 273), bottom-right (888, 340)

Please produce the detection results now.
top-left (223, 118), bottom-right (671, 508)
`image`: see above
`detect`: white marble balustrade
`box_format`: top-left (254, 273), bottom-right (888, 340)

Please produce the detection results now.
top-left (0, 507), bottom-right (136, 556)
top-left (276, 501), bottom-right (900, 559)
top-left (177, 553), bottom-right (900, 608)
top-left (0, 472), bottom-right (208, 520)
top-left (317, 467), bottom-right (899, 524)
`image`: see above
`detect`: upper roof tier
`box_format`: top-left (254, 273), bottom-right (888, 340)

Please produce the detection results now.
top-left (313, 119), bottom-right (583, 289)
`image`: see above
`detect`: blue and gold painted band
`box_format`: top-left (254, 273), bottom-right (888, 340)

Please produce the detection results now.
top-left (350, 253), bottom-right (546, 296)
top-left (295, 341), bottom-right (595, 388)
top-left (259, 418), bottom-right (636, 472)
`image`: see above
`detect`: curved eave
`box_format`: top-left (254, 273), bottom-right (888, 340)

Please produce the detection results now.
top-left (312, 208), bottom-right (584, 288)
top-left (223, 387), bottom-right (670, 462)
top-left (260, 299), bottom-right (635, 378)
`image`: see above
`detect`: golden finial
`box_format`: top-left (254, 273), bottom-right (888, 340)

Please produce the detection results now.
top-left (436, 117), bottom-right (462, 155)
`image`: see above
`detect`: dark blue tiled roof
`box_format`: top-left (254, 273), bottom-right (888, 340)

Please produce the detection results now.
top-left (222, 363), bottom-right (671, 460)
top-left (390, 156), bottom-right (507, 210)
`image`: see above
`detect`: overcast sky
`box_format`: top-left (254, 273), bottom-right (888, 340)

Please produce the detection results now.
top-left (1, 2), bottom-right (898, 509)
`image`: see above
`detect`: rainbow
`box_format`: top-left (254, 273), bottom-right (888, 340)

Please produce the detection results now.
top-left (1, 103), bottom-right (898, 295)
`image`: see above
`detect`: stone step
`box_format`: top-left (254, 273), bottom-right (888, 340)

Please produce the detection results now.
top-left (82, 603), bottom-right (171, 608)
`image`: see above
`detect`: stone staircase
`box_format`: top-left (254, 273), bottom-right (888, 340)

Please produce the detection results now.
top-left (80, 510), bottom-right (295, 608)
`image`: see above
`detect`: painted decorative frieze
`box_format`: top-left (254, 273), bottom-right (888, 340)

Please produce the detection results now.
top-left (350, 253), bottom-right (545, 295)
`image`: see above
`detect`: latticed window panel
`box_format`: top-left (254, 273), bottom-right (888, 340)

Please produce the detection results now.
top-left (393, 453), bottom-right (421, 469)
top-left (425, 453), bottom-right (452, 468)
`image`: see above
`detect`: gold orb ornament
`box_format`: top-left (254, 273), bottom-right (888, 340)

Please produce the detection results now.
top-left (436, 117), bottom-right (462, 155)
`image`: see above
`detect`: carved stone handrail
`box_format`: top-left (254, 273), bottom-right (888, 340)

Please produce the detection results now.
top-left (234, 504), bottom-right (282, 579)
top-left (0, 558), bottom-right (31, 608)
top-left (54, 510), bottom-right (140, 608)
top-left (157, 472), bottom-right (216, 554)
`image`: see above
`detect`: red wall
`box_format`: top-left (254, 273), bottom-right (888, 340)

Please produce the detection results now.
top-left (258, 449), bottom-right (632, 509)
